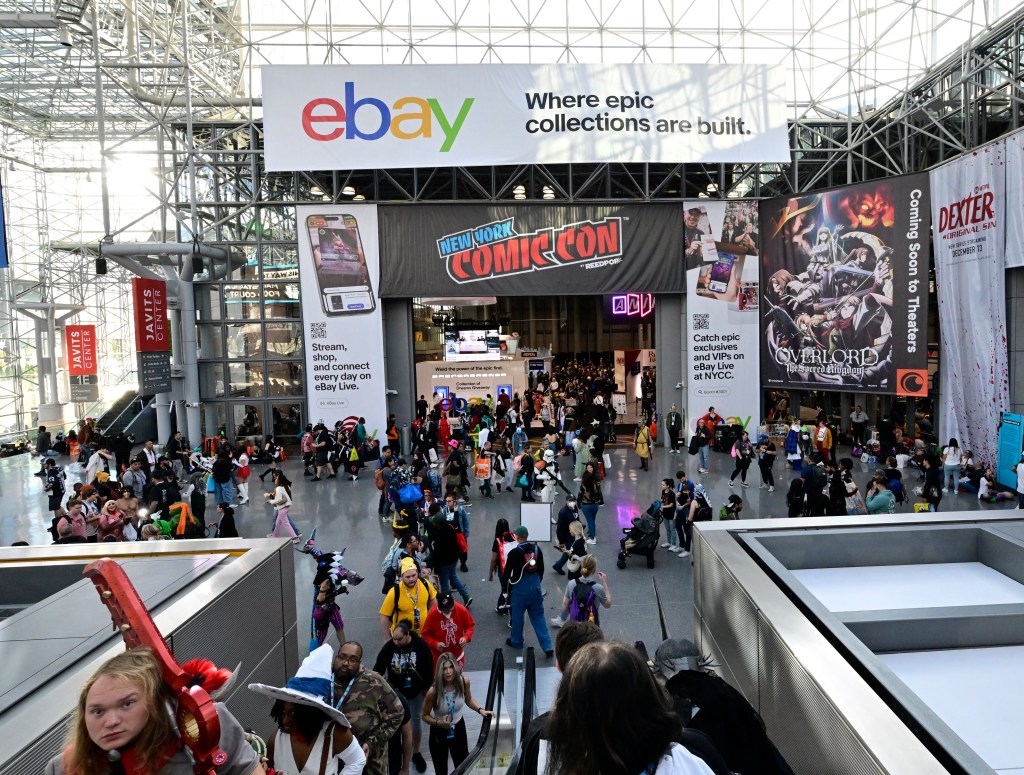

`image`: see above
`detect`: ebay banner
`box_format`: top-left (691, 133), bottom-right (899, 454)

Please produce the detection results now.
top-left (296, 204), bottom-right (387, 435)
top-left (930, 143), bottom-right (1010, 468)
top-left (261, 64), bottom-right (789, 171)
top-left (683, 200), bottom-right (761, 434)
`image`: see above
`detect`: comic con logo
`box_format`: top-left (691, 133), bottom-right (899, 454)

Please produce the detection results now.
top-left (436, 217), bottom-right (624, 284)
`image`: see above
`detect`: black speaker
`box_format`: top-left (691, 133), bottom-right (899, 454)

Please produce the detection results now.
top-left (95, 258), bottom-right (107, 275)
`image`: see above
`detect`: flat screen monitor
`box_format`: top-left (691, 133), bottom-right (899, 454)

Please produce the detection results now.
top-left (444, 329), bottom-right (501, 361)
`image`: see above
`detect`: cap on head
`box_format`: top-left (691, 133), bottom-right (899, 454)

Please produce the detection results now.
top-left (565, 494), bottom-right (576, 503)
top-left (437, 592), bottom-right (455, 611)
top-left (514, 525), bottom-right (529, 539)
top-left (400, 557), bottom-right (418, 575)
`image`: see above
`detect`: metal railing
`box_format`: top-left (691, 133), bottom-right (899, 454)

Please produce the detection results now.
top-left (452, 648), bottom-right (506, 775)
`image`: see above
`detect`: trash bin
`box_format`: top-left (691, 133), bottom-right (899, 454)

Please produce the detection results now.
top-left (399, 423), bottom-right (411, 456)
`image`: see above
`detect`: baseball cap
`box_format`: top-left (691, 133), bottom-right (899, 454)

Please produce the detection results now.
top-left (565, 494), bottom-right (576, 502)
top-left (437, 592), bottom-right (455, 611)
top-left (514, 525), bottom-right (529, 538)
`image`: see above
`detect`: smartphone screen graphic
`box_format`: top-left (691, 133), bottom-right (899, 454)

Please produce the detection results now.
top-left (307, 214), bottom-right (376, 315)
top-left (708, 254), bottom-right (736, 294)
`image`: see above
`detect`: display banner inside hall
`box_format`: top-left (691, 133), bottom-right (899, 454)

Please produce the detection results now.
top-left (295, 204), bottom-right (387, 435)
top-left (759, 176), bottom-right (931, 394)
top-left (378, 203), bottom-right (683, 297)
top-left (261, 63), bottom-right (789, 171)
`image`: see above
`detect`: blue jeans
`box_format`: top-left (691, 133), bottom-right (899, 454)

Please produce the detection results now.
top-left (436, 562), bottom-right (469, 599)
top-left (698, 446), bottom-right (710, 470)
top-left (581, 504), bottom-right (599, 539)
top-left (213, 480), bottom-right (233, 505)
top-left (663, 517), bottom-right (678, 547)
top-left (508, 578), bottom-right (553, 652)
top-left (552, 550), bottom-right (568, 572)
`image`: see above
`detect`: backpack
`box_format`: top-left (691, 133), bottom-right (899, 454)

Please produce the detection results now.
top-left (168, 501), bottom-right (202, 538)
top-left (374, 467), bottom-right (387, 491)
top-left (890, 478), bottom-right (905, 504)
top-left (568, 582), bottom-right (599, 623)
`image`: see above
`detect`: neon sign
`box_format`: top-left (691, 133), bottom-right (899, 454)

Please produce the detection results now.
top-left (611, 293), bottom-right (655, 318)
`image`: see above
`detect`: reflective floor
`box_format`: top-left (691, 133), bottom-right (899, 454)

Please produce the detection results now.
top-left (1, 444), bottom-right (1008, 673)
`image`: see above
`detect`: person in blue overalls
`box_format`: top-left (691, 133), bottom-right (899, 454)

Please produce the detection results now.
top-left (500, 525), bottom-right (554, 658)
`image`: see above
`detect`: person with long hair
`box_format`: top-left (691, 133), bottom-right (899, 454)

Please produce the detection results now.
top-left (258, 433), bottom-right (281, 482)
top-left (421, 652), bottom-right (493, 775)
top-left (728, 431), bottom-right (754, 488)
top-left (46, 648), bottom-right (263, 775)
top-left (940, 437), bottom-right (962, 494)
top-left (265, 471), bottom-right (299, 541)
top-left (543, 641), bottom-right (714, 775)
top-left (578, 463), bottom-right (603, 545)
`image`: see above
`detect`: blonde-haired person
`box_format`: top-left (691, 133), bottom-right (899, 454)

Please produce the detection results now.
top-left (550, 555), bottom-right (612, 629)
top-left (45, 648), bottom-right (264, 775)
top-left (422, 652), bottom-right (493, 775)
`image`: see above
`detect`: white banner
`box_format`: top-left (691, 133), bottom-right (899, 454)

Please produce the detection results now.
top-left (296, 204), bottom-right (388, 436)
top-left (684, 200), bottom-right (761, 435)
top-left (1004, 129), bottom-right (1024, 269)
top-left (261, 64), bottom-right (790, 171)
top-left (930, 142), bottom-right (1010, 468)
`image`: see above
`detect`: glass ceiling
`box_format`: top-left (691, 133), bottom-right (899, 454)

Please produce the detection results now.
top-left (0, 0), bottom-right (1015, 146)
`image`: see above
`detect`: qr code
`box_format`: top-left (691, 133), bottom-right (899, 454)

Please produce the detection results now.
top-left (310, 322), bottom-right (327, 340)
top-left (693, 314), bottom-right (710, 331)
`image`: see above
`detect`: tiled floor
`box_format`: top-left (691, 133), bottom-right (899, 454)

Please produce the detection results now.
top-left (2, 444), bottom-right (1009, 675)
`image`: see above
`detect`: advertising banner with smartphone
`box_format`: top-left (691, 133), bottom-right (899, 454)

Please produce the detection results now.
top-left (759, 176), bottom-right (931, 394)
top-left (378, 203), bottom-right (682, 297)
top-left (930, 145), bottom-right (1008, 469)
top-left (684, 201), bottom-right (761, 434)
top-left (262, 63), bottom-right (789, 171)
top-left (296, 204), bottom-right (387, 433)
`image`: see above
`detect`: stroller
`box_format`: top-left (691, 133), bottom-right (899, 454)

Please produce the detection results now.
top-left (617, 501), bottom-right (663, 569)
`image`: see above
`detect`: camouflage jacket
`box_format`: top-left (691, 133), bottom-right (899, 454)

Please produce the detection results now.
top-left (334, 667), bottom-right (404, 775)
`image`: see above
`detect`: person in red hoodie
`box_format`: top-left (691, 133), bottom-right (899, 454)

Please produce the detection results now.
top-left (421, 592), bottom-right (476, 669)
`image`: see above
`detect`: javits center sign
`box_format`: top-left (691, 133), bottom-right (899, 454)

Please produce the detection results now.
top-left (379, 204), bottom-right (683, 297)
top-left (261, 64), bottom-right (789, 171)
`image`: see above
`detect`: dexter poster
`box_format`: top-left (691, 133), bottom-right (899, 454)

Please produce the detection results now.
top-left (759, 177), bottom-right (930, 393)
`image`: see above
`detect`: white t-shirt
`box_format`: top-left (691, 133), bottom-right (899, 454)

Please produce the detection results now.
top-left (942, 446), bottom-right (961, 465)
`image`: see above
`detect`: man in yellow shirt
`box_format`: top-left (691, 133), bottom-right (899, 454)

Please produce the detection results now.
top-left (379, 557), bottom-right (437, 639)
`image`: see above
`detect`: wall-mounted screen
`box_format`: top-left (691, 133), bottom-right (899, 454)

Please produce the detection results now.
top-left (444, 329), bottom-right (501, 361)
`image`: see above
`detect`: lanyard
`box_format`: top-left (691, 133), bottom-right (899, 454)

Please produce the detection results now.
top-left (332, 676), bottom-right (357, 709)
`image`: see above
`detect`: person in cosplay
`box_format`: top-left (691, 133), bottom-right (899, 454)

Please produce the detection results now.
top-left (46, 649), bottom-right (264, 775)
top-left (249, 644), bottom-right (366, 775)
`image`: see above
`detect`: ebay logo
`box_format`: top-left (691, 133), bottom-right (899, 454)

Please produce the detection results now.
top-left (301, 83), bottom-right (474, 152)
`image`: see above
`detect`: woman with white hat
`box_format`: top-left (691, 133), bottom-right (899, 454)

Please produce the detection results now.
top-left (249, 645), bottom-right (366, 775)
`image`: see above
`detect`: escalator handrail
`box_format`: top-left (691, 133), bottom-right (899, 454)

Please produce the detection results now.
top-left (519, 646), bottom-right (537, 744)
top-left (451, 648), bottom-right (505, 775)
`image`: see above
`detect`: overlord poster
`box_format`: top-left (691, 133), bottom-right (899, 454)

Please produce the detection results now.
top-left (296, 204), bottom-right (388, 435)
top-left (759, 177), bottom-right (931, 393)
top-left (930, 143), bottom-right (1009, 469)
top-left (684, 200), bottom-right (761, 434)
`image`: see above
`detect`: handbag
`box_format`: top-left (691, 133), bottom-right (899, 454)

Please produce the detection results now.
top-left (428, 448), bottom-right (438, 464)
top-left (455, 530), bottom-right (469, 554)
top-left (517, 473), bottom-right (529, 488)
top-left (206, 475), bottom-right (216, 493)
top-left (475, 457), bottom-right (491, 479)
top-left (565, 555), bottom-right (581, 574)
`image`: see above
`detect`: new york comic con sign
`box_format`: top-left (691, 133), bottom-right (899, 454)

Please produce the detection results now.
top-left (378, 204), bottom-right (683, 297)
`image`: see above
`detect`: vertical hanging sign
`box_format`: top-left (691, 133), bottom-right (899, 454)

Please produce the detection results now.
top-left (131, 277), bottom-right (172, 394)
top-left (65, 324), bottom-right (99, 402)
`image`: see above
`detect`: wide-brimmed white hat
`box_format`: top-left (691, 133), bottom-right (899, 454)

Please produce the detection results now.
top-left (248, 644), bottom-right (350, 727)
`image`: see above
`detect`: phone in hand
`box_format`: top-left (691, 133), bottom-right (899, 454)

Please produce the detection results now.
top-left (307, 214), bottom-right (375, 315)
top-left (707, 253), bottom-right (736, 294)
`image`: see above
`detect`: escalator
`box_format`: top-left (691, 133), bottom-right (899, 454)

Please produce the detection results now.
top-left (452, 647), bottom-right (543, 775)
top-left (97, 392), bottom-right (155, 437)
